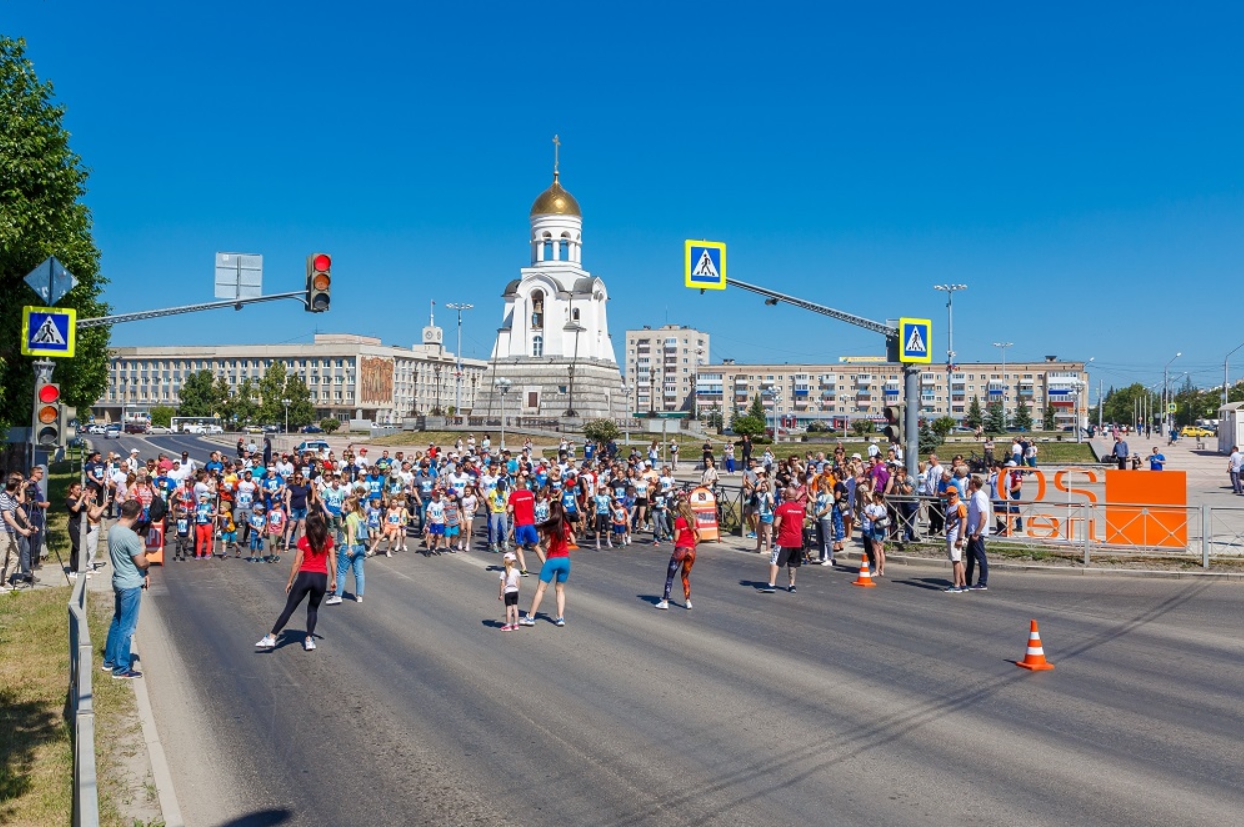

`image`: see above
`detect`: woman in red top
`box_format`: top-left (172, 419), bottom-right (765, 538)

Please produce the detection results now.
top-left (655, 493), bottom-right (700, 611)
top-left (256, 512), bottom-right (337, 652)
top-left (517, 501), bottom-right (572, 628)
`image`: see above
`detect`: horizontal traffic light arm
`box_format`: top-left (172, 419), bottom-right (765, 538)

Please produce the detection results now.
top-left (76, 291), bottom-right (310, 329)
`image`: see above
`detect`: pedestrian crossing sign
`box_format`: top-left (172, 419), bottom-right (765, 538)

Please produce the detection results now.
top-left (21, 306), bottom-right (76, 358)
top-left (898, 317), bottom-right (932, 364)
top-left (685, 240), bottom-right (726, 290)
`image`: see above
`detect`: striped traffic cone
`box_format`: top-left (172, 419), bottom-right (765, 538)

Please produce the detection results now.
top-left (1016, 619), bottom-right (1055, 671)
top-left (851, 553), bottom-right (876, 588)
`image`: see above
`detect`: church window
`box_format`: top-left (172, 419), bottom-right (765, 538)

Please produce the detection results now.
top-left (541, 232), bottom-right (553, 261)
top-left (531, 290), bottom-right (545, 330)
top-left (532, 334), bottom-right (544, 357)
top-left (560, 232), bottom-right (572, 261)
top-left (571, 308), bottom-right (581, 322)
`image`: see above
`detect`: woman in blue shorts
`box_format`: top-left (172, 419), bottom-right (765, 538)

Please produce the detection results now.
top-left (518, 501), bottom-right (572, 628)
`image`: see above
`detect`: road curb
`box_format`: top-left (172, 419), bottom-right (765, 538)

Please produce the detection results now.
top-left (130, 641), bottom-right (185, 827)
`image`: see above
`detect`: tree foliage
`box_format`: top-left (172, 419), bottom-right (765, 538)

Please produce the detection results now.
top-left (0, 37), bottom-right (110, 434)
top-left (177, 370), bottom-right (219, 417)
top-left (1042, 404), bottom-right (1057, 431)
top-left (149, 405), bottom-right (175, 428)
top-left (851, 419), bottom-right (875, 436)
top-left (918, 419), bottom-right (942, 455)
top-left (583, 419), bottom-right (620, 444)
top-left (320, 417), bottom-right (341, 434)
top-left (931, 416), bottom-right (956, 438)
top-left (730, 395), bottom-right (767, 437)
top-left (964, 396), bottom-right (984, 429)
top-left (984, 400), bottom-right (1007, 434)
top-left (1013, 399), bottom-right (1033, 431)
top-left (258, 362), bottom-right (288, 424)
top-left (226, 378), bottom-right (259, 425)
top-left (282, 374), bottom-right (315, 428)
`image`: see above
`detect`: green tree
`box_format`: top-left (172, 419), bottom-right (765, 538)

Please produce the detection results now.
top-left (583, 419), bottom-right (620, 444)
top-left (1013, 399), bottom-right (1033, 431)
top-left (931, 416), bottom-right (956, 438)
top-left (851, 419), bottom-right (875, 436)
top-left (319, 417), bottom-right (341, 434)
top-left (984, 400), bottom-right (1007, 434)
top-left (918, 419), bottom-right (942, 454)
top-left (706, 410), bottom-right (724, 432)
top-left (177, 370), bottom-right (219, 417)
top-left (282, 375), bottom-right (315, 429)
top-left (231, 378), bottom-right (259, 425)
top-left (257, 362), bottom-right (288, 424)
top-left (1042, 403), bottom-right (1057, 431)
top-left (0, 38), bottom-right (110, 433)
top-left (730, 395), bottom-right (767, 437)
top-left (964, 395), bottom-right (984, 429)
top-left (149, 405), bottom-right (175, 428)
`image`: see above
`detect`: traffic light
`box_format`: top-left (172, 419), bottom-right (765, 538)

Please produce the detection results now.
top-left (60, 405), bottom-right (78, 443)
top-left (306, 252), bottom-right (331, 313)
top-left (33, 380), bottom-right (62, 447)
top-left (882, 403), bottom-right (904, 442)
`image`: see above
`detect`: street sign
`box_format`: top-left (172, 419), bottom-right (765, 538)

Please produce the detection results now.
top-left (24, 257), bottom-right (78, 306)
top-left (21, 306), bottom-right (77, 358)
top-left (215, 252), bottom-right (264, 300)
top-left (685, 240), bottom-right (726, 290)
top-left (1167, 403), bottom-right (1177, 414)
top-left (897, 317), bottom-right (932, 364)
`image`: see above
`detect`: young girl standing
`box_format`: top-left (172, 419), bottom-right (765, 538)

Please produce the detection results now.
top-left (256, 513), bottom-right (336, 652)
top-left (266, 501), bottom-right (287, 563)
top-left (327, 496), bottom-right (366, 604)
top-left (383, 497), bottom-right (404, 556)
top-left (498, 552), bottom-right (521, 631)
top-left (460, 488), bottom-right (478, 552)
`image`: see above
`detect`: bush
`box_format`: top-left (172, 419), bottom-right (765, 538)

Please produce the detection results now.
top-left (583, 419), bottom-right (620, 444)
top-left (320, 417), bottom-right (341, 434)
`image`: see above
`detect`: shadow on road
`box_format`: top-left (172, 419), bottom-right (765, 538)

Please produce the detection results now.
top-left (738, 580), bottom-right (772, 591)
top-left (636, 594), bottom-right (663, 606)
top-left (213, 808), bottom-right (293, 827)
top-left (894, 577), bottom-right (952, 591)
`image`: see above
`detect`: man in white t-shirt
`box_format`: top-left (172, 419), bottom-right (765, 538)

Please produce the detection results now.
top-left (1229, 446), bottom-right (1244, 495)
top-left (965, 475), bottom-right (991, 591)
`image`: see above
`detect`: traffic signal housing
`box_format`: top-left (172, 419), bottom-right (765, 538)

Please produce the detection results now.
top-left (60, 405), bottom-right (78, 444)
top-left (882, 403), bottom-right (904, 443)
top-left (33, 380), bottom-right (62, 447)
top-left (306, 252), bottom-right (331, 312)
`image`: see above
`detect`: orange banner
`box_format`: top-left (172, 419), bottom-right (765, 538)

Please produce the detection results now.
top-left (688, 486), bottom-right (720, 542)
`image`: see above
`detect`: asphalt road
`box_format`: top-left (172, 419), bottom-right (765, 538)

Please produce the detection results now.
top-left (127, 507), bottom-right (1244, 826)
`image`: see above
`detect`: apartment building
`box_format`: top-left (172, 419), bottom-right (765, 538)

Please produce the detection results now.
top-left (623, 325), bottom-right (710, 414)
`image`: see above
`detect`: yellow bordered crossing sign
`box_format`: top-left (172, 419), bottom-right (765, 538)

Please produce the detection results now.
top-left (21, 306), bottom-right (77, 358)
top-left (898, 317), bottom-right (932, 364)
top-left (685, 240), bottom-right (726, 290)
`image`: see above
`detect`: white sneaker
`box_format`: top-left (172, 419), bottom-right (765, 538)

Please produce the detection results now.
top-left (685, 600), bottom-right (693, 610)
top-left (325, 595), bottom-right (343, 605)
top-left (303, 637), bottom-right (316, 651)
top-left (355, 595), bottom-right (363, 603)
top-left (255, 635), bottom-right (276, 649)
top-left (820, 559), bottom-right (832, 566)
top-left (655, 600), bottom-right (669, 610)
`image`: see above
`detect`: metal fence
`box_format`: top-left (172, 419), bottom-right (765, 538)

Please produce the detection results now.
top-left (67, 573), bottom-right (99, 827)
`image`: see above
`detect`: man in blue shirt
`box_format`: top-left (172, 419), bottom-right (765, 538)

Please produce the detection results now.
top-left (103, 500), bottom-right (150, 680)
top-left (1148, 447), bottom-right (1166, 471)
top-left (1112, 436), bottom-right (1130, 470)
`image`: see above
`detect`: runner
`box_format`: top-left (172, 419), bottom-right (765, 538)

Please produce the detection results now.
top-left (517, 500), bottom-right (572, 628)
top-left (256, 512), bottom-right (336, 651)
top-left (497, 552), bottom-right (521, 631)
top-left (654, 493), bottom-right (700, 610)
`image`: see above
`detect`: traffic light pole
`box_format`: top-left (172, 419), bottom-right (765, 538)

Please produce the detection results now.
top-left (721, 277), bottom-right (919, 478)
top-left (76, 290), bottom-right (308, 329)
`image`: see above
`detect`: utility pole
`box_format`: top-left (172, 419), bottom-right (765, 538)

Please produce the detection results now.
top-left (934, 284), bottom-right (968, 367)
top-left (445, 302), bottom-right (473, 416)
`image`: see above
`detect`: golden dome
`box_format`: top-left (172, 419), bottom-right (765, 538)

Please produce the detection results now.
top-left (529, 174), bottom-right (581, 217)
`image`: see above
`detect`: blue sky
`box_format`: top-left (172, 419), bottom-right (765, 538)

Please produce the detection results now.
top-left (7, 2), bottom-right (1244, 399)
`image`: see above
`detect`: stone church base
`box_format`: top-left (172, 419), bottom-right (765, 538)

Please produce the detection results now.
top-left (473, 358), bottom-right (627, 422)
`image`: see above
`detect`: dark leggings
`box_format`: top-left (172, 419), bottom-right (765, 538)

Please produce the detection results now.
top-left (662, 549), bottom-right (696, 601)
top-left (271, 571), bottom-right (328, 637)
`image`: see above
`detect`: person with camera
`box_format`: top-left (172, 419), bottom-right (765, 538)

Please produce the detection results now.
top-left (1, 472), bottom-right (35, 589)
top-left (66, 481), bottom-right (106, 578)
top-left (25, 466), bottom-right (50, 569)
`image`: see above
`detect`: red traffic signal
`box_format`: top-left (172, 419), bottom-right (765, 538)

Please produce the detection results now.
top-left (33, 381), bottom-right (63, 446)
top-left (306, 252), bottom-right (331, 313)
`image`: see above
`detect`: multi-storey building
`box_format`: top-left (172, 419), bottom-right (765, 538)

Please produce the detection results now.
top-left (93, 326), bottom-right (487, 425)
top-left (624, 325), bottom-right (710, 414)
top-left (690, 357), bottom-right (1090, 429)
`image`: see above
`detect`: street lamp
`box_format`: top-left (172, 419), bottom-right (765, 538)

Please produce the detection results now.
top-left (1163, 352), bottom-right (1181, 437)
top-left (934, 284), bottom-right (968, 366)
top-left (564, 321), bottom-right (585, 418)
top-left (1224, 342), bottom-right (1244, 407)
top-left (433, 364), bottom-right (442, 415)
top-left (445, 302), bottom-right (473, 417)
top-left (282, 397), bottom-right (290, 438)
top-left (691, 346), bottom-right (705, 420)
top-left (495, 378), bottom-right (512, 451)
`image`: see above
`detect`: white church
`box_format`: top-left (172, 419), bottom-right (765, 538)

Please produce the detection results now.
top-left (476, 144), bottom-right (627, 422)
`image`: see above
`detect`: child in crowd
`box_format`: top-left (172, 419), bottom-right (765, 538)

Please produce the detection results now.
top-left (219, 501), bottom-right (238, 558)
top-left (266, 501), bottom-right (287, 563)
top-left (443, 492), bottom-right (462, 552)
top-left (498, 552), bottom-right (521, 631)
top-left (248, 504), bottom-right (266, 562)
top-left (173, 503), bottom-right (192, 562)
top-left (194, 493), bottom-right (216, 560)
top-left (424, 490), bottom-right (445, 554)
top-left (651, 488), bottom-right (669, 545)
top-left (593, 489), bottom-right (612, 549)
top-left (382, 497), bottom-right (403, 556)
top-left (611, 498), bottom-right (629, 547)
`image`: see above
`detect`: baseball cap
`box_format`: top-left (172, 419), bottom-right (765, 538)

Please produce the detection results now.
top-left (1005, 460), bottom-right (1018, 467)
top-left (503, 552), bottom-right (517, 562)
top-left (851, 453), bottom-right (862, 460)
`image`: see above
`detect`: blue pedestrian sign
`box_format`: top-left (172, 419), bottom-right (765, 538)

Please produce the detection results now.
top-left (897, 317), bottom-right (932, 364)
top-left (685, 240), bottom-right (727, 290)
top-left (21, 306), bottom-right (77, 358)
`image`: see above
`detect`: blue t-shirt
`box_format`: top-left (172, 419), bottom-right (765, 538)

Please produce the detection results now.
top-left (1148, 453), bottom-right (1166, 471)
top-left (322, 487), bottom-right (345, 515)
top-left (561, 490), bottom-right (579, 514)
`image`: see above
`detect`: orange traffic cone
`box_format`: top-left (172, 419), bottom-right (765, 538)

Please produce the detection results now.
top-left (851, 553), bottom-right (876, 588)
top-left (1016, 619), bottom-right (1055, 671)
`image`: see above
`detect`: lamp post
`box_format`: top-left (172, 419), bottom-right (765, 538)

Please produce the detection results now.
top-left (495, 378), bottom-right (511, 451)
top-left (934, 284), bottom-right (968, 367)
top-left (564, 322), bottom-right (584, 418)
top-left (282, 397), bottom-right (290, 440)
top-left (1163, 352), bottom-right (1181, 437)
top-left (690, 346), bottom-right (705, 420)
top-left (433, 364), bottom-right (442, 415)
top-left (992, 341), bottom-right (1012, 420)
top-left (445, 302), bottom-right (473, 416)
top-left (1224, 341), bottom-right (1244, 407)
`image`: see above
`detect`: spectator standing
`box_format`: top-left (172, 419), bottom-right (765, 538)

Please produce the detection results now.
top-left (102, 500), bottom-right (150, 679)
top-left (965, 475), bottom-right (990, 591)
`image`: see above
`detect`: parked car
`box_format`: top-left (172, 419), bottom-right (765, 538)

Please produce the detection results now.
top-left (124, 422), bottom-right (149, 434)
top-left (242, 424), bottom-right (264, 434)
top-left (181, 423), bottom-right (206, 434)
top-left (206, 424), bottom-right (224, 434)
top-left (262, 424), bottom-right (281, 433)
top-left (149, 425), bottom-right (171, 434)
top-left (295, 440), bottom-right (330, 456)
top-left (103, 424), bottom-right (121, 439)
top-left (1181, 425), bottom-right (1213, 438)
top-left (300, 424), bottom-right (324, 434)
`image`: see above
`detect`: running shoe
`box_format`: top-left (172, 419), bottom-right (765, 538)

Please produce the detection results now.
top-left (553, 617), bottom-right (566, 627)
top-left (684, 600), bottom-right (693, 610)
top-left (100, 662), bottom-right (114, 672)
top-left (518, 616), bottom-right (535, 627)
top-left (111, 669), bottom-right (143, 680)
top-left (355, 595), bottom-right (363, 603)
top-left (303, 637), bottom-right (316, 651)
top-left (788, 585), bottom-right (797, 593)
top-left (500, 624), bottom-right (514, 632)
top-left (969, 584), bottom-right (988, 591)
top-left (820, 559), bottom-right (832, 567)
top-left (944, 586), bottom-right (963, 594)
top-left (255, 635), bottom-right (276, 649)
top-left (325, 594), bottom-right (343, 606)
top-left (655, 600), bottom-right (669, 610)
top-left (760, 584), bottom-right (777, 593)
top-left (520, 570), bottom-right (530, 578)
